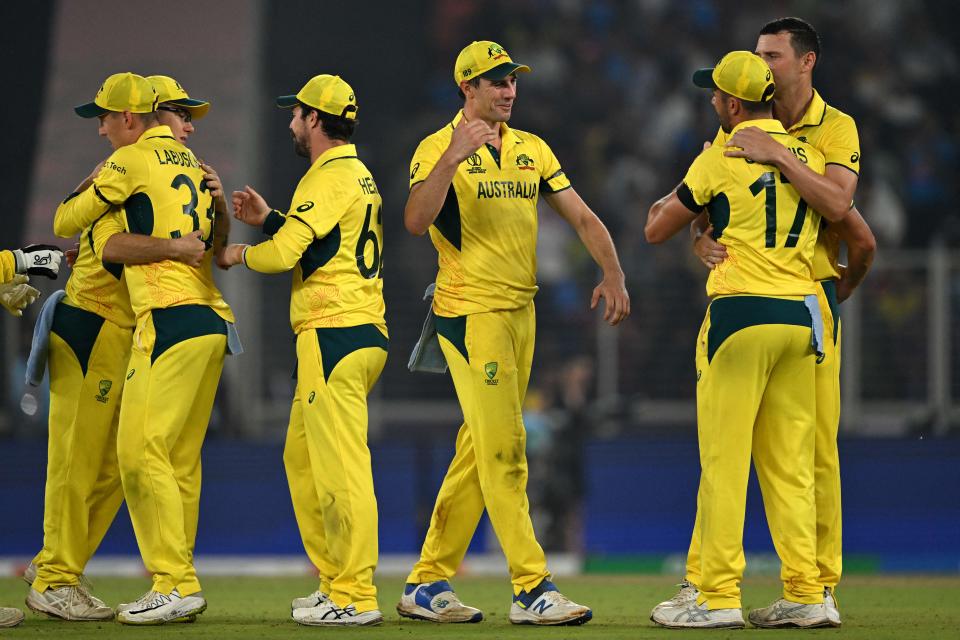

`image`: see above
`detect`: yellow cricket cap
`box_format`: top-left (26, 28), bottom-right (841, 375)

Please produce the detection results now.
top-left (276, 74), bottom-right (357, 120)
top-left (74, 72), bottom-right (158, 118)
top-left (454, 40), bottom-right (531, 85)
top-left (692, 51), bottom-right (775, 103)
top-left (148, 75), bottom-right (210, 120)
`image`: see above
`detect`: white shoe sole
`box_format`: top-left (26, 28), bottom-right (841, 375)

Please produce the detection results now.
top-left (749, 617), bottom-right (832, 629)
top-left (396, 602), bottom-right (482, 623)
top-left (295, 611), bottom-right (383, 626)
top-left (650, 615), bottom-right (744, 629)
top-left (117, 599), bottom-right (206, 626)
top-left (510, 609), bottom-right (593, 626)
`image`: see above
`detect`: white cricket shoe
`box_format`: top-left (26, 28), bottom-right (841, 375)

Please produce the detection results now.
top-left (397, 581), bottom-right (483, 623)
top-left (25, 586), bottom-right (114, 621)
top-left (22, 563), bottom-right (108, 608)
top-left (116, 589), bottom-right (206, 625)
top-left (0, 607), bottom-right (25, 628)
top-left (509, 580), bottom-right (592, 626)
top-left (291, 589), bottom-right (330, 611)
top-left (748, 598), bottom-right (830, 628)
top-left (652, 579), bottom-right (699, 613)
top-left (651, 599), bottom-right (744, 629)
top-left (293, 602), bottom-right (383, 626)
top-left (824, 587), bottom-right (842, 627)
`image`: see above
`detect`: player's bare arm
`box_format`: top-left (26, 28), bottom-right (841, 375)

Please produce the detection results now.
top-left (102, 230), bottom-right (206, 268)
top-left (544, 187), bottom-right (630, 325)
top-left (404, 118), bottom-right (496, 235)
top-left (646, 189), bottom-right (700, 244)
top-left (723, 127), bottom-right (856, 221)
top-left (830, 205), bottom-right (876, 303)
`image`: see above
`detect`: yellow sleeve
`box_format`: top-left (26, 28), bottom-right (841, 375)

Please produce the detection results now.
top-left (244, 214), bottom-right (317, 274)
top-left (535, 135), bottom-right (571, 193)
top-left (1, 250), bottom-right (16, 284)
top-left (53, 148), bottom-right (147, 237)
top-left (711, 127), bottom-right (728, 147)
top-left (820, 113), bottom-right (861, 175)
top-left (90, 209), bottom-right (128, 259)
top-left (680, 149), bottom-right (718, 208)
top-left (409, 135), bottom-right (444, 189)
top-left (288, 174), bottom-right (349, 240)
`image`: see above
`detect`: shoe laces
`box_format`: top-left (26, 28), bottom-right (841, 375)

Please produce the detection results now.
top-left (541, 590), bottom-right (573, 606)
top-left (132, 590), bottom-right (167, 608)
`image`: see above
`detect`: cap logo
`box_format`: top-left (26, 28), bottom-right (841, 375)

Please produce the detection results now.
top-left (487, 44), bottom-right (507, 60)
top-left (463, 68), bottom-right (473, 77)
top-left (765, 70), bottom-right (771, 81)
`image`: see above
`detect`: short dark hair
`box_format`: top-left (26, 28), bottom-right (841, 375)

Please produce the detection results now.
top-left (759, 17), bottom-right (821, 66)
top-left (297, 101), bottom-right (356, 141)
top-left (722, 91), bottom-right (773, 115)
top-left (457, 77), bottom-right (481, 101)
top-left (133, 112), bottom-right (159, 127)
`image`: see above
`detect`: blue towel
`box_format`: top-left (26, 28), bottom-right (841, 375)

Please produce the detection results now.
top-left (407, 283), bottom-right (447, 374)
top-left (803, 293), bottom-right (825, 359)
top-left (25, 290), bottom-right (66, 387)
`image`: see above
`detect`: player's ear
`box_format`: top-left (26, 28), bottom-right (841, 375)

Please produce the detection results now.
top-left (801, 50), bottom-right (816, 72)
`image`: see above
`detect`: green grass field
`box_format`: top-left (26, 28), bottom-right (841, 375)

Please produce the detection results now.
top-left (2, 575), bottom-right (958, 639)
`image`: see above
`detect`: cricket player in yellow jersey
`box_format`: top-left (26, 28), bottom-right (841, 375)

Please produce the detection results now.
top-left (60, 72), bottom-right (234, 625)
top-left (221, 74), bottom-right (386, 627)
top-left (671, 18), bottom-right (876, 628)
top-left (398, 41), bottom-right (629, 626)
top-left (645, 51), bottom-right (848, 629)
top-left (25, 73), bottom-right (147, 622)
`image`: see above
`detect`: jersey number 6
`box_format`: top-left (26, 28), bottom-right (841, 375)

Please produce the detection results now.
top-left (356, 203), bottom-right (383, 279)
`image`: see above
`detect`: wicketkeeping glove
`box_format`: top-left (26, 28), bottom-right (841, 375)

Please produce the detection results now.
top-left (13, 244), bottom-right (63, 279)
top-left (0, 274), bottom-right (41, 317)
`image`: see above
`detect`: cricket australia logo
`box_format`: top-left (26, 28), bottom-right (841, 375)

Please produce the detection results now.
top-left (484, 361), bottom-right (499, 386)
top-left (487, 44), bottom-right (507, 60)
top-left (466, 153), bottom-right (486, 174)
top-left (95, 379), bottom-right (113, 403)
top-left (516, 153), bottom-right (535, 170)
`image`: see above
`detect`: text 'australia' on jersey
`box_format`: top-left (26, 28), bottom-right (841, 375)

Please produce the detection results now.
top-left (409, 111), bottom-right (571, 317)
top-left (87, 126), bottom-right (233, 322)
top-left (681, 118), bottom-right (825, 298)
top-left (245, 144), bottom-right (386, 333)
top-left (711, 91), bottom-right (860, 281)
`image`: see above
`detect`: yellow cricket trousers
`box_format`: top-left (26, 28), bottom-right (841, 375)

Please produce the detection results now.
top-left (813, 280), bottom-right (842, 589)
top-left (117, 305), bottom-right (226, 596)
top-left (685, 285), bottom-right (843, 594)
top-left (283, 325), bottom-right (388, 612)
top-left (33, 302), bottom-right (131, 591)
top-left (690, 296), bottom-right (821, 609)
top-left (406, 302), bottom-right (550, 595)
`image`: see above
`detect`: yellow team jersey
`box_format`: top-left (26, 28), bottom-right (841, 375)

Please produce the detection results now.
top-left (54, 185), bottom-right (135, 328)
top-left (244, 144), bottom-right (386, 334)
top-left (682, 119), bottom-right (825, 298)
top-left (410, 111), bottom-right (571, 317)
top-left (711, 90), bottom-right (860, 280)
top-left (77, 125), bottom-right (233, 323)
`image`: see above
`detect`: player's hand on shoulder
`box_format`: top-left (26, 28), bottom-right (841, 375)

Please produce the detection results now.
top-left (169, 230), bottom-right (205, 268)
top-left (446, 118), bottom-right (498, 164)
top-left (591, 272), bottom-right (630, 326)
top-left (694, 225), bottom-right (727, 270)
top-left (233, 185), bottom-right (270, 226)
top-left (13, 244), bottom-right (63, 279)
top-left (723, 126), bottom-right (782, 163)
